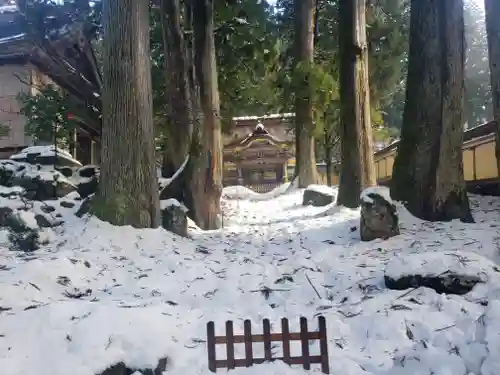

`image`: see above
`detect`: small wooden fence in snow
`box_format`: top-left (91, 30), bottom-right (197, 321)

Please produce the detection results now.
top-left (206, 316), bottom-right (330, 373)
top-left (246, 182), bottom-right (281, 193)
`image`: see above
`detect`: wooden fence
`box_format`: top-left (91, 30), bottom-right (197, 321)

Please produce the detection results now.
top-left (246, 182), bottom-right (281, 193)
top-left (206, 316), bottom-right (329, 373)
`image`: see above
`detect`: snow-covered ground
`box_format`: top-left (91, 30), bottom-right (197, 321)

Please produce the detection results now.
top-left (1, 185), bottom-right (500, 375)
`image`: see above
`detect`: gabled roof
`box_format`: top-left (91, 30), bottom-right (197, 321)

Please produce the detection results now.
top-left (225, 123), bottom-right (291, 149)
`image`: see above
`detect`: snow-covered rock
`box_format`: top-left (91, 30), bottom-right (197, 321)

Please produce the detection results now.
top-left (72, 165), bottom-right (100, 198)
top-left (0, 160), bottom-right (76, 200)
top-left (160, 199), bottom-right (188, 237)
top-left (384, 251), bottom-right (498, 295)
top-left (360, 186), bottom-right (399, 241)
top-left (302, 184), bottom-right (335, 207)
top-left (10, 145), bottom-right (82, 168)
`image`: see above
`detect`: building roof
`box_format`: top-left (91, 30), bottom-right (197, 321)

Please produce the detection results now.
top-left (232, 113), bottom-right (294, 128)
top-left (225, 122), bottom-right (291, 149)
top-left (373, 120), bottom-right (497, 157)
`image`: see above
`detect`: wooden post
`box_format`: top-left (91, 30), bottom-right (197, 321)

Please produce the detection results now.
top-left (206, 321), bottom-right (216, 372)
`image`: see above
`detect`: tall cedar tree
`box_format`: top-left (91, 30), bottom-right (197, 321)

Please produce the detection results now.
top-left (159, 0), bottom-right (201, 226)
top-left (293, 0), bottom-right (318, 187)
top-left (193, 0), bottom-right (223, 229)
top-left (485, 0), bottom-right (500, 174)
top-left (391, 0), bottom-right (473, 222)
top-left (337, 0), bottom-right (376, 208)
top-left (95, 0), bottom-right (160, 227)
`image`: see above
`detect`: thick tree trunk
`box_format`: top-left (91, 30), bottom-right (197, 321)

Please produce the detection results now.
top-left (485, 0), bottom-right (500, 174)
top-left (337, 0), bottom-right (376, 208)
top-left (193, 0), bottom-right (223, 230)
top-left (161, 0), bottom-right (193, 165)
top-left (391, 0), bottom-right (473, 222)
top-left (95, 0), bottom-right (160, 228)
top-left (293, 0), bottom-right (318, 188)
top-left (323, 126), bottom-right (332, 186)
top-left (160, 0), bottom-right (204, 226)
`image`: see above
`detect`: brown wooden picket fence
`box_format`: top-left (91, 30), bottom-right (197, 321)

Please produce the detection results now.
top-left (206, 316), bottom-right (329, 373)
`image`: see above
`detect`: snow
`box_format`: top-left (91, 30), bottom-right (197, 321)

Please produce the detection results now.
top-left (0, 4), bottom-right (17, 13)
top-left (0, 184), bottom-right (500, 375)
top-left (14, 210), bottom-right (39, 230)
top-left (161, 198), bottom-right (188, 213)
top-left (0, 33), bottom-right (25, 44)
top-left (384, 251), bottom-right (498, 282)
top-left (305, 184), bottom-right (336, 196)
top-left (360, 186), bottom-right (393, 205)
top-left (222, 182), bottom-right (292, 201)
top-left (10, 145), bottom-right (82, 167)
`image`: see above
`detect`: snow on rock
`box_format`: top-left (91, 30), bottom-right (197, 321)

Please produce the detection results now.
top-left (385, 251), bottom-right (498, 282)
top-left (304, 184), bottom-right (336, 196)
top-left (384, 251), bottom-right (500, 295)
top-left (71, 165), bottom-right (99, 198)
top-left (302, 184), bottom-right (336, 207)
top-left (0, 185), bottom-right (500, 374)
top-left (160, 198), bottom-right (188, 213)
top-left (160, 199), bottom-right (188, 237)
top-left (360, 185), bottom-right (393, 205)
top-left (10, 145), bottom-right (82, 168)
top-left (360, 186), bottom-right (399, 241)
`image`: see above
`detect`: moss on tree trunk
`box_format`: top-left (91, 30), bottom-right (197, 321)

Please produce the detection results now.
top-left (485, 0), bottom-right (500, 175)
top-left (96, 0), bottom-right (160, 228)
top-left (391, 0), bottom-right (473, 223)
top-left (337, 0), bottom-right (376, 208)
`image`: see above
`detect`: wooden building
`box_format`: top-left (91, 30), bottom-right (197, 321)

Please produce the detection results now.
top-left (373, 120), bottom-right (500, 195)
top-left (0, 2), bottom-right (100, 164)
top-left (223, 114), bottom-right (295, 192)
top-left (0, 2), bottom-right (33, 158)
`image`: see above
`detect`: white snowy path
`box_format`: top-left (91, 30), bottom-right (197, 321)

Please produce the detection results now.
top-left (1, 187), bottom-right (500, 375)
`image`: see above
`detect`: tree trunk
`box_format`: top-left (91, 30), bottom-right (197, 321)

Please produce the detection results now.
top-left (192, 0), bottom-right (223, 230)
top-left (485, 0), bottom-right (500, 175)
top-left (293, 0), bottom-right (318, 188)
top-left (323, 127), bottom-right (332, 186)
top-left (95, 0), bottom-right (160, 228)
top-left (337, 0), bottom-right (376, 208)
top-left (391, 0), bottom-right (473, 222)
top-left (160, 0), bottom-right (204, 227)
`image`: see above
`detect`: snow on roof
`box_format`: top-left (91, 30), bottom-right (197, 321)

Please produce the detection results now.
top-left (232, 113), bottom-right (294, 121)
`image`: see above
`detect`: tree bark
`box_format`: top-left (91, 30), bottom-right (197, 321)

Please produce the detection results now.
top-left (293, 0), bottom-right (318, 188)
top-left (337, 0), bottom-right (376, 208)
top-left (391, 0), bottom-right (473, 222)
top-left (95, 0), bottom-right (160, 228)
top-left (193, 0), bottom-right (223, 230)
top-left (323, 126), bottom-right (332, 186)
top-left (485, 0), bottom-right (500, 174)
top-left (160, 0), bottom-right (205, 227)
